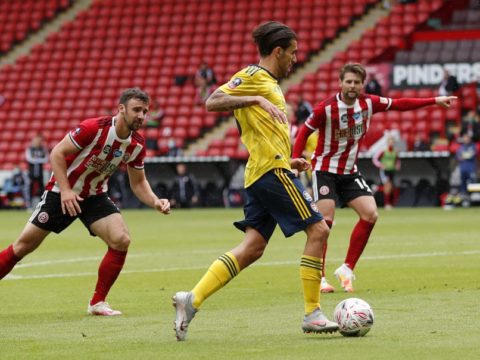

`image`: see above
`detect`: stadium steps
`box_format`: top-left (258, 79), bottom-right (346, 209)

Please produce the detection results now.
top-left (186, 2), bottom-right (389, 157)
top-left (185, 117), bottom-right (233, 155)
top-left (282, 2), bottom-right (389, 93)
top-left (0, 0), bottom-right (94, 66)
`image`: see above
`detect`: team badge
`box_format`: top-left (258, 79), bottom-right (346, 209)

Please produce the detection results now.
top-left (340, 113), bottom-right (348, 124)
top-left (303, 190), bottom-right (313, 202)
top-left (103, 145), bottom-right (112, 154)
top-left (113, 149), bottom-right (123, 157)
top-left (319, 185), bottom-right (330, 195)
top-left (38, 212), bottom-right (49, 223)
top-left (228, 78), bottom-right (242, 89)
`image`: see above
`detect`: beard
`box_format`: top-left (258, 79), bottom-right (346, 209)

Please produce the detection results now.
top-left (343, 90), bottom-right (359, 101)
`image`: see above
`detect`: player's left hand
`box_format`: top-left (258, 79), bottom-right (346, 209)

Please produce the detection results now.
top-left (435, 96), bottom-right (457, 108)
top-left (290, 158), bottom-right (311, 173)
top-left (155, 198), bottom-right (171, 214)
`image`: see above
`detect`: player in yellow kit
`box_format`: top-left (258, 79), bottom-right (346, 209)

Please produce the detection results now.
top-left (172, 21), bottom-right (338, 341)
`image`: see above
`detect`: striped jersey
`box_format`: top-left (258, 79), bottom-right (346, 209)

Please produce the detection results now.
top-left (45, 116), bottom-right (146, 198)
top-left (299, 93), bottom-right (391, 174)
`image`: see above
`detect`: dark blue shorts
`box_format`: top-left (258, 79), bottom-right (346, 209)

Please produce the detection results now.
top-left (234, 168), bottom-right (324, 241)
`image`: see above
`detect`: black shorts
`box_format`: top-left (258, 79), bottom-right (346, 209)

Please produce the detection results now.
top-left (29, 191), bottom-right (120, 236)
top-left (380, 169), bottom-right (396, 184)
top-left (312, 171), bottom-right (373, 207)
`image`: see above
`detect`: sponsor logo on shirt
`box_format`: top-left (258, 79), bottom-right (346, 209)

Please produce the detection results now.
top-left (71, 128), bottom-right (81, 138)
top-left (334, 123), bottom-right (365, 140)
top-left (228, 78), bottom-right (242, 89)
top-left (86, 155), bottom-right (117, 175)
top-left (113, 149), bottom-right (123, 158)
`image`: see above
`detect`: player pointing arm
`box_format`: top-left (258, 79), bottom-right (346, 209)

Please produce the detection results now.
top-left (293, 63), bottom-right (457, 293)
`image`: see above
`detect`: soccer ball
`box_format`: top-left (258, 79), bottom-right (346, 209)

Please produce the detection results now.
top-left (334, 298), bottom-right (374, 337)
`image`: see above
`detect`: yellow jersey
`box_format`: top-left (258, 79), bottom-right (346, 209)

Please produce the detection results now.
top-left (220, 65), bottom-right (291, 188)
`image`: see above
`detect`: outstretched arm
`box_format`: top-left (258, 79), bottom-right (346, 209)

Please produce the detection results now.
top-left (389, 96), bottom-right (457, 111)
top-left (205, 88), bottom-right (287, 123)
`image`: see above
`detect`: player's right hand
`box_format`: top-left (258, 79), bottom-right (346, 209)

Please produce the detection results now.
top-left (435, 96), bottom-right (457, 108)
top-left (60, 189), bottom-right (83, 217)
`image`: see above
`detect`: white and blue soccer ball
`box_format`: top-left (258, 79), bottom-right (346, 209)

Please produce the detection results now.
top-left (334, 298), bottom-right (374, 337)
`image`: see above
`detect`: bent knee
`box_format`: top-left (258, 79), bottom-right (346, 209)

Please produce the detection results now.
top-left (308, 221), bottom-right (330, 242)
top-left (110, 232), bottom-right (131, 251)
top-left (362, 210), bottom-right (378, 224)
top-left (249, 242), bottom-right (267, 261)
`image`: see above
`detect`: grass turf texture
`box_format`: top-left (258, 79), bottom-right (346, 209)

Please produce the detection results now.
top-left (0, 208), bottom-right (479, 359)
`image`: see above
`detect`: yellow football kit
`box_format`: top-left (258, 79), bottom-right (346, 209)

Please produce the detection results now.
top-left (220, 65), bottom-right (291, 188)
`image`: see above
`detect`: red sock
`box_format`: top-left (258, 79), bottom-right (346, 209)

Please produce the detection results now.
top-left (322, 220), bottom-right (333, 277)
top-left (90, 247), bottom-right (127, 305)
top-left (0, 245), bottom-right (21, 280)
top-left (344, 219), bottom-right (375, 270)
top-left (384, 192), bottom-right (391, 206)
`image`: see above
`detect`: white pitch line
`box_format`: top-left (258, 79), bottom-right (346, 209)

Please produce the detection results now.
top-left (4, 249), bottom-right (480, 281)
top-left (14, 253), bottom-right (148, 268)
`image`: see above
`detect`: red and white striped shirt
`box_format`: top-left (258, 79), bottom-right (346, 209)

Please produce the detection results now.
top-left (46, 116), bottom-right (146, 198)
top-left (293, 94), bottom-right (435, 175)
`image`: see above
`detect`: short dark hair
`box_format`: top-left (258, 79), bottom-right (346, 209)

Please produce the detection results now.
top-left (252, 21), bottom-right (297, 57)
top-left (119, 88), bottom-right (150, 106)
top-left (339, 63), bottom-right (367, 82)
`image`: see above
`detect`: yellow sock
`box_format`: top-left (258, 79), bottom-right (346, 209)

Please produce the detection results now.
top-left (191, 252), bottom-right (240, 309)
top-left (300, 255), bottom-right (322, 315)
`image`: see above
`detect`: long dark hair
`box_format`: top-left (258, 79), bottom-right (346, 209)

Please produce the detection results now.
top-left (252, 21), bottom-right (297, 57)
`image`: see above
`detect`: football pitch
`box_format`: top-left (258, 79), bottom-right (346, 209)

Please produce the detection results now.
top-left (0, 207), bottom-right (479, 359)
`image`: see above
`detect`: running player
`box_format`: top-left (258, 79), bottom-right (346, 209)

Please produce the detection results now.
top-left (172, 21), bottom-right (338, 341)
top-left (293, 63), bottom-right (456, 292)
top-left (0, 88), bottom-right (171, 315)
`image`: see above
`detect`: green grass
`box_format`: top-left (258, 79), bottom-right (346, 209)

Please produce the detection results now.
top-left (0, 208), bottom-right (479, 359)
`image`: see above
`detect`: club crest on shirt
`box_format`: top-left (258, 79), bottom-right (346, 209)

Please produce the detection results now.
top-left (228, 78), bottom-right (242, 89)
top-left (103, 145), bottom-right (112, 154)
top-left (319, 185), bottom-right (330, 195)
top-left (303, 190), bottom-right (313, 202)
top-left (340, 113), bottom-right (348, 124)
top-left (37, 212), bottom-right (49, 223)
top-left (113, 149), bottom-right (123, 158)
